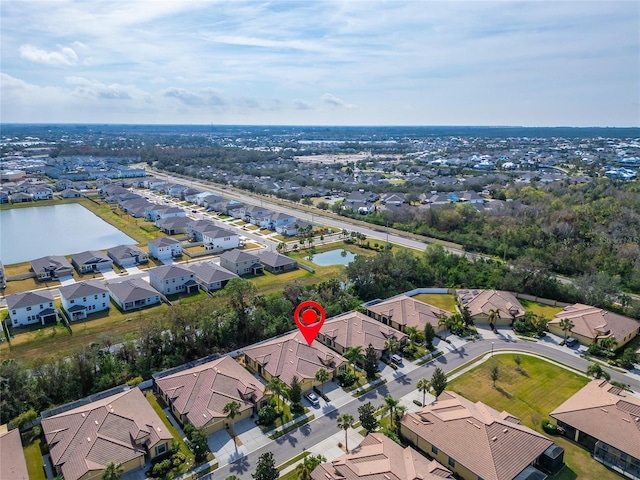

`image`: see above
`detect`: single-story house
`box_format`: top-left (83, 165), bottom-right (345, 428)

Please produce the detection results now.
top-left (70, 250), bottom-right (114, 274)
top-left (42, 388), bottom-right (173, 480)
top-left (107, 278), bottom-right (161, 311)
top-left (242, 331), bottom-right (348, 391)
top-left (107, 244), bottom-right (149, 268)
top-left (258, 251), bottom-right (298, 273)
top-left (551, 380), bottom-right (640, 479)
top-left (0, 429), bottom-right (29, 480)
top-left (156, 216), bottom-right (191, 235)
top-left (59, 188), bottom-right (82, 198)
top-left (456, 289), bottom-right (526, 325)
top-left (155, 355), bottom-right (270, 435)
top-left (220, 249), bottom-right (264, 276)
top-left (188, 260), bottom-right (237, 292)
top-left (148, 237), bottom-right (182, 260)
top-left (366, 295), bottom-right (452, 334)
top-left (401, 391), bottom-right (563, 480)
top-left (59, 280), bottom-right (110, 320)
top-left (9, 192), bottom-right (33, 203)
top-left (31, 255), bottom-right (74, 281)
top-left (318, 311), bottom-right (407, 359)
top-left (311, 433), bottom-right (453, 480)
top-left (548, 304), bottom-right (640, 349)
top-left (148, 264), bottom-right (199, 296)
top-left (6, 290), bottom-right (58, 327)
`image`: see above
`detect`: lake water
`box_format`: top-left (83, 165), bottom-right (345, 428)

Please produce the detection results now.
top-left (307, 249), bottom-right (357, 266)
top-left (0, 204), bottom-right (136, 265)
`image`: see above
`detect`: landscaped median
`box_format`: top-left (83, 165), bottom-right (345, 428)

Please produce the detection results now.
top-left (267, 413), bottom-right (316, 440)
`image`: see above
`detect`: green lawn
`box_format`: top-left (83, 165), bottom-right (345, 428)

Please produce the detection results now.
top-left (448, 354), bottom-right (623, 480)
top-left (23, 437), bottom-right (47, 480)
top-left (413, 293), bottom-right (457, 313)
top-left (520, 299), bottom-right (564, 319)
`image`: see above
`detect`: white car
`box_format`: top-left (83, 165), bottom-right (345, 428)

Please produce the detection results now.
top-left (305, 392), bottom-right (320, 406)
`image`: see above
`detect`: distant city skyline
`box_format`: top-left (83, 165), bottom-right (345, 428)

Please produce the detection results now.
top-left (1, 1), bottom-right (638, 127)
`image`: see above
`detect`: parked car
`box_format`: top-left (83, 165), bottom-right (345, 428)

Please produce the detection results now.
top-left (391, 354), bottom-right (403, 365)
top-left (565, 337), bottom-right (577, 347)
top-left (305, 391), bottom-right (320, 406)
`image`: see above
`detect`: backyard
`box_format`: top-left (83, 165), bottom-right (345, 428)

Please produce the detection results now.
top-left (448, 354), bottom-right (622, 480)
top-left (412, 293), bottom-right (457, 312)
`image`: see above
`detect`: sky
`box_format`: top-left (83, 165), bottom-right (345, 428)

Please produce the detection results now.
top-left (1, 0), bottom-right (639, 127)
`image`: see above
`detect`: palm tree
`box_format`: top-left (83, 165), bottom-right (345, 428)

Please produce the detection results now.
top-left (315, 368), bottom-right (330, 396)
top-left (295, 454), bottom-right (327, 480)
top-left (417, 378), bottom-right (430, 407)
top-left (383, 394), bottom-right (399, 429)
top-left (405, 326), bottom-right (422, 345)
top-left (223, 400), bottom-right (241, 433)
top-left (384, 337), bottom-right (399, 357)
top-left (344, 346), bottom-right (364, 374)
top-left (600, 337), bottom-right (618, 353)
top-left (337, 413), bottom-right (355, 452)
top-left (559, 318), bottom-right (574, 343)
top-left (102, 462), bottom-right (124, 480)
top-left (487, 308), bottom-right (501, 331)
top-left (267, 377), bottom-right (286, 412)
top-left (394, 404), bottom-right (407, 431)
top-left (438, 315), bottom-right (449, 340)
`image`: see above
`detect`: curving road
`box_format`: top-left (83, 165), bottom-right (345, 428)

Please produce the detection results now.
top-left (210, 335), bottom-right (639, 479)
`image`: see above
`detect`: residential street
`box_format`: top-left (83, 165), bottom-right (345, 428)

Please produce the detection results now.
top-left (210, 331), bottom-right (640, 479)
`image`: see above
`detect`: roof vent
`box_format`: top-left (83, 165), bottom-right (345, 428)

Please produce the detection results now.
top-left (81, 413), bottom-right (85, 417)
top-left (95, 420), bottom-right (99, 425)
top-left (87, 437), bottom-right (91, 442)
top-left (503, 429), bottom-right (508, 433)
top-left (193, 373), bottom-right (197, 377)
top-left (492, 436), bottom-right (498, 441)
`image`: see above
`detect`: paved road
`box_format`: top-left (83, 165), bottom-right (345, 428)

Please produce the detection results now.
top-left (211, 336), bottom-right (639, 479)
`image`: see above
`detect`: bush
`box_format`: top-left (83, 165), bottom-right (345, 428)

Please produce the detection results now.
top-left (413, 399), bottom-right (423, 407)
top-left (338, 371), bottom-right (356, 387)
top-left (258, 405), bottom-right (277, 426)
top-left (126, 376), bottom-right (143, 386)
top-left (291, 402), bottom-right (304, 416)
top-left (183, 423), bottom-right (195, 441)
top-left (542, 420), bottom-right (558, 435)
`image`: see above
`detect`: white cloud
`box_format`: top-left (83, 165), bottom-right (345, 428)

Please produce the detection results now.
top-left (65, 76), bottom-right (150, 100)
top-left (321, 93), bottom-right (356, 109)
top-left (19, 44), bottom-right (78, 66)
top-left (294, 99), bottom-right (312, 110)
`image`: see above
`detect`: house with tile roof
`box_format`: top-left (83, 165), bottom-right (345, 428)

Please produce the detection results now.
top-left (6, 290), bottom-right (58, 327)
top-left (155, 356), bottom-right (270, 435)
top-left (31, 255), bottom-right (74, 281)
top-left (220, 249), bottom-right (264, 276)
top-left (148, 237), bottom-right (182, 261)
top-left (258, 251), bottom-right (298, 273)
top-left (0, 429), bottom-right (29, 480)
top-left (456, 289), bottom-right (525, 326)
top-left (366, 295), bottom-right (453, 334)
top-left (42, 388), bottom-right (173, 480)
top-left (59, 280), bottom-right (110, 321)
top-left (107, 278), bottom-right (161, 311)
top-left (149, 264), bottom-right (199, 296)
top-left (548, 304), bottom-right (640, 349)
top-left (311, 432), bottom-right (453, 480)
top-left (401, 391), bottom-right (562, 480)
top-left (550, 380), bottom-right (640, 479)
top-left (70, 250), bottom-right (114, 274)
top-left (318, 311), bottom-right (407, 359)
top-left (107, 244), bottom-right (149, 268)
top-left (242, 331), bottom-right (348, 390)
top-left (188, 260), bottom-right (237, 291)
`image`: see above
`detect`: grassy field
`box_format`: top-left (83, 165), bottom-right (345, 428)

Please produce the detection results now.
top-left (448, 354), bottom-right (623, 480)
top-left (23, 436), bottom-right (47, 480)
top-left (520, 299), bottom-right (564, 319)
top-left (413, 293), bottom-right (457, 312)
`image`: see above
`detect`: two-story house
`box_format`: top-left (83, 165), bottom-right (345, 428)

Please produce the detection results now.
top-left (59, 280), bottom-right (110, 320)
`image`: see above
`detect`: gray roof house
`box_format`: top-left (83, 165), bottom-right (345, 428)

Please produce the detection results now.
top-left (70, 250), bottom-right (114, 274)
top-left (107, 278), bottom-right (161, 311)
top-left (220, 249), bottom-right (264, 276)
top-left (258, 251), bottom-right (298, 273)
top-left (188, 260), bottom-right (237, 292)
top-left (6, 290), bottom-right (58, 327)
top-left (59, 280), bottom-right (110, 320)
top-left (31, 255), bottom-right (74, 281)
top-left (107, 244), bottom-right (149, 268)
top-left (148, 264), bottom-right (199, 296)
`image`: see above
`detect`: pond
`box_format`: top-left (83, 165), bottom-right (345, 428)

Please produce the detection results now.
top-left (0, 204), bottom-right (136, 264)
top-left (306, 249), bottom-right (357, 266)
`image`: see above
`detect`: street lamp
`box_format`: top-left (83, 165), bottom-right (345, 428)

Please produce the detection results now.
top-left (491, 342), bottom-right (494, 357)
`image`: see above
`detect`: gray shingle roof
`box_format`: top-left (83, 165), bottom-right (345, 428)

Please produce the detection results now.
top-left (6, 290), bottom-right (55, 310)
top-left (107, 278), bottom-right (159, 303)
top-left (149, 264), bottom-right (193, 281)
top-left (220, 249), bottom-right (260, 264)
top-left (59, 280), bottom-right (109, 300)
top-left (188, 261), bottom-right (237, 284)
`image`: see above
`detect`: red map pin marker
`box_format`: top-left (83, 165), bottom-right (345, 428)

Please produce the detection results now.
top-left (294, 300), bottom-right (326, 346)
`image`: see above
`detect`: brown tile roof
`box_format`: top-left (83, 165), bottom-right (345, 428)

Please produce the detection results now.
top-left (550, 380), bottom-right (640, 459)
top-left (366, 295), bottom-right (451, 330)
top-left (155, 356), bottom-right (266, 429)
top-left (42, 388), bottom-right (172, 480)
top-left (548, 304), bottom-right (640, 343)
top-left (311, 433), bottom-right (453, 480)
top-left (320, 311), bottom-right (407, 353)
top-left (243, 331), bottom-right (348, 386)
top-left (456, 289), bottom-right (525, 320)
top-left (0, 429), bottom-right (29, 480)
top-left (401, 392), bottom-right (553, 480)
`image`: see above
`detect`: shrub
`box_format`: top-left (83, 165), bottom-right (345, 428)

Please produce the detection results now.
top-left (413, 399), bottom-right (423, 407)
top-left (183, 423), bottom-right (195, 441)
top-left (258, 405), bottom-right (277, 426)
top-left (291, 402), bottom-right (304, 416)
top-left (126, 376), bottom-right (143, 386)
top-left (542, 420), bottom-right (558, 435)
